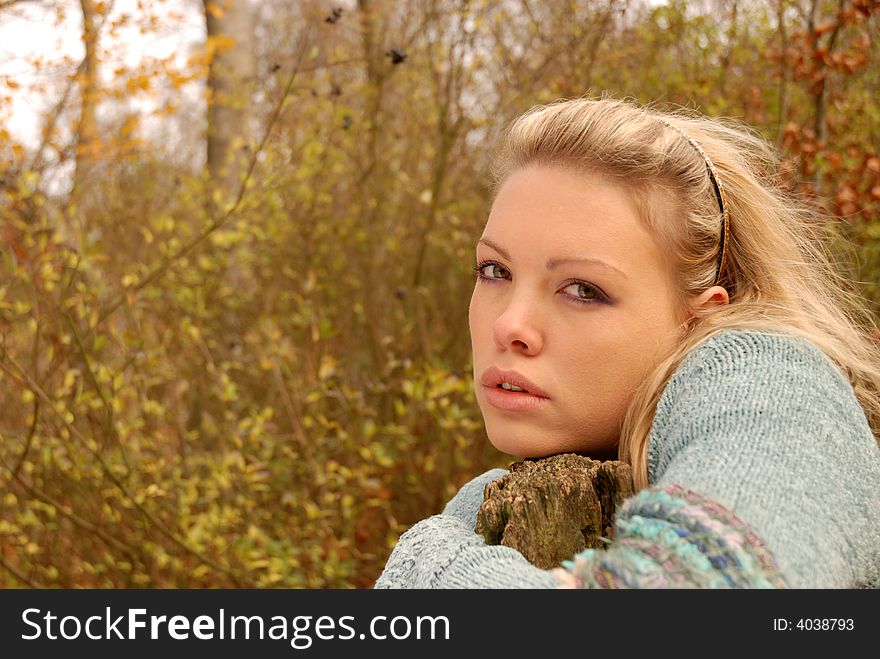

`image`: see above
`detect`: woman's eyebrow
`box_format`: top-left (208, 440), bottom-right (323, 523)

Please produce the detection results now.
top-left (477, 237), bottom-right (628, 279)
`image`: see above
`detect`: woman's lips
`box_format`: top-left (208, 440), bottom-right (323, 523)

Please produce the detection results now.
top-left (481, 384), bottom-right (550, 412)
top-left (479, 366), bottom-right (550, 398)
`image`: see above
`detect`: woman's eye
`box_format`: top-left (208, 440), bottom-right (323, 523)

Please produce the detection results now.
top-left (561, 281), bottom-right (604, 303)
top-left (474, 262), bottom-right (509, 280)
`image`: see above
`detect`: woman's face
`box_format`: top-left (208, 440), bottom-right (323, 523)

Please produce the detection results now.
top-left (468, 164), bottom-right (685, 458)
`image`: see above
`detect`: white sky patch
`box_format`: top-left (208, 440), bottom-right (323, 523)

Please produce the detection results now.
top-left (0, 0), bottom-right (205, 150)
top-left (0, 1), bottom-right (81, 146)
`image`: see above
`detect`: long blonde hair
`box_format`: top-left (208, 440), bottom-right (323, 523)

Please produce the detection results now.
top-left (490, 96), bottom-right (880, 489)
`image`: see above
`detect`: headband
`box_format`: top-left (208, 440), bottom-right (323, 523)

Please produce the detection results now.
top-left (659, 120), bottom-right (730, 287)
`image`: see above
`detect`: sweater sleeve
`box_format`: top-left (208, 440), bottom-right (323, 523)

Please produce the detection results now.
top-left (374, 479), bottom-right (790, 588)
top-left (643, 329), bottom-right (880, 588)
top-left (440, 468), bottom-right (509, 529)
top-left (374, 468), bottom-right (564, 588)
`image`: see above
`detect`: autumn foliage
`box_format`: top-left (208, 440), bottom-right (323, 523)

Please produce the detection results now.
top-left (1, 0), bottom-right (878, 588)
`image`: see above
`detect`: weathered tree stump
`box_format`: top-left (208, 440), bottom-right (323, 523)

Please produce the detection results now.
top-left (475, 453), bottom-right (634, 569)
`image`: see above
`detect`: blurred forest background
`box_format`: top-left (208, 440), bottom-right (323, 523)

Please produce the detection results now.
top-left (1, 0), bottom-right (878, 588)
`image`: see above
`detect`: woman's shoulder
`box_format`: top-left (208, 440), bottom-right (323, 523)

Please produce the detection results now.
top-left (646, 326), bottom-right (880, 587)
top-left (656, 326), bottom-right (864, 418)
top-left (670, 326), bottom-right (849, 385)
top-left (648, 325), bottom-right (877, 482)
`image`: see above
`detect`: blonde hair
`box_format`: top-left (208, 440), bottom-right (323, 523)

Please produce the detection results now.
top-left (490, 96), bottom-right (880, 490)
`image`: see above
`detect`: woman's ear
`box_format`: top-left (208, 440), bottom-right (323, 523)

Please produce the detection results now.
top-left (693, 285), bottom-right (730, 310)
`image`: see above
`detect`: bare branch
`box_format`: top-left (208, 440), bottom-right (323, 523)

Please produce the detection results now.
top-left (0, 554), bottom-right (40, 588)
top-left (0, 0), bottom-right (42, 10)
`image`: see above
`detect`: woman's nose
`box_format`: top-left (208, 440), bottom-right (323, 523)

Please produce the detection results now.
top-left (494, 299), bottom-right (543, 354)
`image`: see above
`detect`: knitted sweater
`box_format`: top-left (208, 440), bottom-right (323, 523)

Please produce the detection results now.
top-left (374, 329), bottom-right (880, 588)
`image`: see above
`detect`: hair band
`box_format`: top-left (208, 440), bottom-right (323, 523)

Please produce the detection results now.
top-left (659, 120), bottom-right (730, 287)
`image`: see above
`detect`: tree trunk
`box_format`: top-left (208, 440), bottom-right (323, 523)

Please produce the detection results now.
top-left (202, 0), bottom-right (257, 351)
top-left (476, 453), bottom-right (634, 569)
top-left (775, 0), bottom-right (789, 147)
top-left (73, 0), bottom-right (99, 196)
top-left (204, 0), bottom-right (256, 197)
top-left (354, 0), bottom-right (390, 373)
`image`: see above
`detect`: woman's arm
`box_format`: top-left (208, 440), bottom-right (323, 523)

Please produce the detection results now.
top-left (375, 330), bottom-right (880, 589)
top-left (374, 475), bottom-right (788, 588)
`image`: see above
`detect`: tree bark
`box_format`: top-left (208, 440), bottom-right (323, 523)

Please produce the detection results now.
top-left (204, 0), bottom-right (256, 196)
top-left (476, 453), bottom-right (634, 569)
top-left (73, 0), bottom-right (99, 196)
top-left (775, 0), bottom-right (789, 147)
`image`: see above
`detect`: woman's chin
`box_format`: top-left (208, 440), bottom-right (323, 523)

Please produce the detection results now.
top-left (486, 434), bottom-right (560, 459)
top-left (486, 428), bottom-right (618, 460)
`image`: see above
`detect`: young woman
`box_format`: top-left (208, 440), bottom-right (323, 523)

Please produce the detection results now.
top-left (375, 97), bottom-right (880, 589)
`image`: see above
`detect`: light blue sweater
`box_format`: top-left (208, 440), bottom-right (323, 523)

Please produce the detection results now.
top-left (374, 329), bottom-right (880, 588)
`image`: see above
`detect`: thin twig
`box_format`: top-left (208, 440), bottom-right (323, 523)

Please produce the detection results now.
top-left (64, 310), bottom-right (131, 477)
top-left (0, 554), bottom-right (40, 588)
top-left (271, 362), bottom-right (321, 485)
top-left (0, 0), bottom-right (41, 11)
top-left (8, 397), bottom-right (38, 483)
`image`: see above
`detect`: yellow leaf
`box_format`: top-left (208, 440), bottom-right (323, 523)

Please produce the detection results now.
top-left (206, 34), bottom-right (237, 55)
top-left (125, 75), bottom-right (151, 93)
top-left (132, 573), bottom-right (151, 585)
top-left (120, 116), bottom-right (138, 136)
top-left (318, 355), bottom-right (337, 380)
top-left (206, 2), bottom-right (226, 19)
top-left (63, 368), bottom-right (78, 391)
